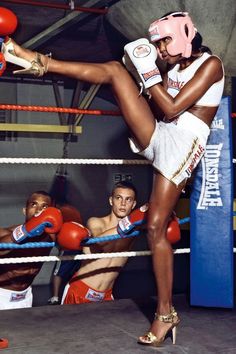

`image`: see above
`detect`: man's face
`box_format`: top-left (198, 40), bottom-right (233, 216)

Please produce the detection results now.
top-left (24, 193), bottom-right (53, 221)
top-left (110, 187), bottom-right (136, 219)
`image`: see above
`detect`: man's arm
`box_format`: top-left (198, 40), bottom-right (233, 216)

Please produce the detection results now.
top-left (0, 207), bottom-right (63, 255)
top-left (85, 217), bottom-right (117, 253)
top-left (0, 226), bottom-right (16, 255)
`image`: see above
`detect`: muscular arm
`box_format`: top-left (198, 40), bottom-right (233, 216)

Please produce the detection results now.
top-left (150, 56), bottom-right (223, 119)
top-left (87, 217), bottom-right (116, 237)
top-left (0, 224), bottom-right (56, 256)
top-left (0, 226), bottom-right (15, 255)
top-left (85, 217), bottom-right (117, 253)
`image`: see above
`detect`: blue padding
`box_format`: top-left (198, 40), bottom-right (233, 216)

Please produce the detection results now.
top-left (190, 96), bottom-right (234, 308)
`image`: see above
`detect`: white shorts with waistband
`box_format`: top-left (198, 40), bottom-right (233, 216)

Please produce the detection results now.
top-left (0, 286), bottom-right (33, 310)
top-left (129, 112), bottom-right (210, 186)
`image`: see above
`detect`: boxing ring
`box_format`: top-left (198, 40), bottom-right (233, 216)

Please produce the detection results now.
top-left (0, 232), bottom-right (235, 353)
top-left (0, 97), bottom-right (235, 352)
top-left (0, 294), bottom-right (236, 353)
top-left (0, 163), bottom-right (235, 353)
top-left (0, 4), bottom-right (235, 352)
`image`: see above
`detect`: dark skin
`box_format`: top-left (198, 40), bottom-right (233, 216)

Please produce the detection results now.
top-left (9, 37), bottom-right (223, 340)
top-left (153, 37), bottom-right (222, 125)
top-left (0, 193), bottom-right (55, 256)
top-left (0, 193), bottom-right (56, 291)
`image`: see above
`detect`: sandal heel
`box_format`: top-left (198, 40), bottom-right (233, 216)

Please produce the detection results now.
top-left (138, 306), bottom-right (180, 347)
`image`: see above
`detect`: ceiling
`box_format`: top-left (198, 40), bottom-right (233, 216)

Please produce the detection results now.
top-left (1, 0), bottom-right (127, 80)
top-left (1, 0), bottom-right (236, 83)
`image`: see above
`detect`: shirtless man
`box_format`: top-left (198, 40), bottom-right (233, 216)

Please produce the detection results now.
top-left (0, 191), bottom-right (63, 309)
top-left (61, 181), bottom-right (138, 304)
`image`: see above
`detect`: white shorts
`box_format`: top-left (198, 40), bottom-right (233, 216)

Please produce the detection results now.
top-left (0, 286), bottom-right (33, 310)
top-left (61, 283), bottom-right (69, 304)
top-left (129, 112), bottom-right (210, 186)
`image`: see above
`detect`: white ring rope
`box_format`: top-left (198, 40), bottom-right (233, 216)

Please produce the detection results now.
top-left (0, 248), bottom-right (191, 264)
top-left (0, 158), bottom-right (235, 164)
top-left (2, 247), bottom-right (236, 264)
top-left (0, 158), bottom-right (150, 165)
top-left (0, 159), bottom-right (234, 263)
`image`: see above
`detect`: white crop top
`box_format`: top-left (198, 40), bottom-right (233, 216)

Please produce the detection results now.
top-left (167, 52), bottom-right (224, 106)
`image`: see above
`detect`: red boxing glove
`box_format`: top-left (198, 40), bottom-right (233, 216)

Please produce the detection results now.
top-left (57, 222), bottom-right (91, 250)
top-left (0, 7), bottom-right (18, 36)
top-left (59, 204), bottom-right (83, 224)
top-left (167, 215), bottom-right (181, 244)
top-left (0, 338), bottom-right (8, 349)
top-left (117, 203), bottom-right (149, 236)
top-left (0, 52), bottom-right (6, 76)
top-left (12, 207), bottom-right (63, 243)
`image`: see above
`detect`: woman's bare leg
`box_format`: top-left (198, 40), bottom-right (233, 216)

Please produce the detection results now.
top-left (144, 171), bottom-right (183, 340)
top-left (10, 40), bottom-right (156, 149)
top-left (10, 42), bottom-right (184, 339)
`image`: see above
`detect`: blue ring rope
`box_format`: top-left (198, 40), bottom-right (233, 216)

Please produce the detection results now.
top-left (0, 230), bottom-right (141, 249)
top-left (1, 213), bottom-right (234, 249)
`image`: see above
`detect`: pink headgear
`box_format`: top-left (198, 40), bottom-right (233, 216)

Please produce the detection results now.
top-left (148, 12), bottom-right (196, 58)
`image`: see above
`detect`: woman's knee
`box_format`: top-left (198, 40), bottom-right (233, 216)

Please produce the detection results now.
top-left (105, 61), bottom-right (124, 75)
top-left (146, 215), bottom-right (168, 243)
top-left (105, 61), bottom-right (130, 83)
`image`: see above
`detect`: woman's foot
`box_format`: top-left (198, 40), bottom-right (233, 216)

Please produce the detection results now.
top-left (138, 307), bottom-right (180, 346)
top-left (2, 37), bottom-right (50, 77)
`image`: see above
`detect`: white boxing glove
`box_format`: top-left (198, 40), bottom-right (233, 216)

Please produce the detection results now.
top-left (122, 53), bottom-right (145, 94)
top-left (124, 38), bottom-right (162, 89)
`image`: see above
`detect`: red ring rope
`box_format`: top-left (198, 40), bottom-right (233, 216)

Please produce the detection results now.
top-left (0, 104), bottom-right (235, 118)
top-left (0, 0), bottom-right (108, 14)
top-left (0, 104), bottom-right (121, 116)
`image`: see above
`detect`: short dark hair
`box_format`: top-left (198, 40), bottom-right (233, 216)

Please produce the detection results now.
top-left (26, 190), bottom-right (54, 206)
top-left (191, 32), bottom-right (212, 54)
top-left (111, 181), bottom-right (137, 198)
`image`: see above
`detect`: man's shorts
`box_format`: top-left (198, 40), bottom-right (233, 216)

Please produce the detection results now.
top-left (0, 286), bottom-right (32, 310)
top-left (54, 250), bottom-right (81, 282)
top-left (129, 111), bottom-right (210, 186)
top-left (61, 278), bottom-right (114, 305)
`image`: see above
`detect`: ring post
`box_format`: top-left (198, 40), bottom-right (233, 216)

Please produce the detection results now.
top-left (190, 96), bottom-right (234, 308)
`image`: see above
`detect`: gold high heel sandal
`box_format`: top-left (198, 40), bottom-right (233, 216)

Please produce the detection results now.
top-left (138, 306), bottom-right (180, 347)
top-left (1, 38), bottom-right (50, 77)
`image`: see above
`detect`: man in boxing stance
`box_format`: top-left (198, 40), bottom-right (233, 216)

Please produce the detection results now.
top-left (61, 181), bottom-right (180, 304)
top-left (0, 191), bottom-right (89, 310)
top-left (61, 181), bottom-right (138, 304)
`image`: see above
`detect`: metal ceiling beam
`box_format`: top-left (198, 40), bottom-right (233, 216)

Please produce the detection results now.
top-left (22, 0), bottom-right (116, 49)
top-left (67, 81), bottom-right (83, 126)
top-left (74, 84), bottom-right (101, 126)
top-left (1, 0), bottom-right (108, 13)
top-left (52, 81), bottom-right (67, 126)
top-left (1, 0), bottom-right (117, 134)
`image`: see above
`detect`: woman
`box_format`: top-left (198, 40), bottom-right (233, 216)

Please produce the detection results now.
top-left (2, 11), bottom-right (224, 346)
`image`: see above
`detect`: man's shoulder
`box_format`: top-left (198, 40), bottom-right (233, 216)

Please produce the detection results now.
top-left (87, 214), bottom-right (109, 225)
top-left (87, 214), bottom-right (112, 237)
top-left (87, 216), bottom-right (104, 230)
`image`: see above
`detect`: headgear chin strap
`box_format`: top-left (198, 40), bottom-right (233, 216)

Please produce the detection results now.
top-left (148, 12), bottom-right (197, 58)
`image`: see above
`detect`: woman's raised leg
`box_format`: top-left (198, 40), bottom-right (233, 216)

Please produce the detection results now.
top-left (4, 39), bottom-right (156, 150)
